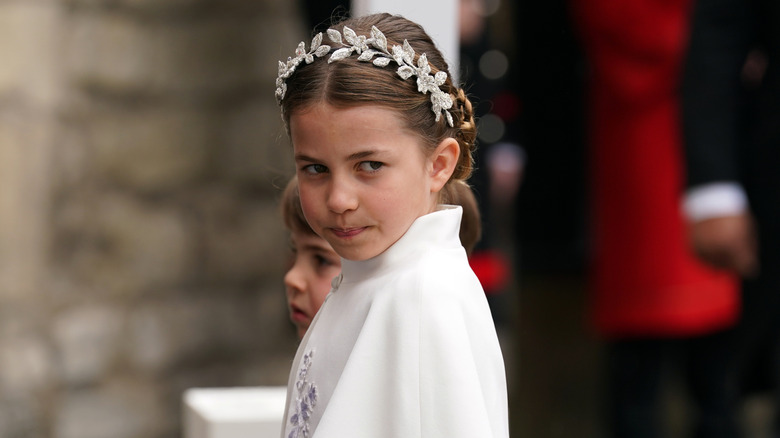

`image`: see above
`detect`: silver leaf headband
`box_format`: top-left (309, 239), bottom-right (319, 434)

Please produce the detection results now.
top-left (276, 25), bottom-right (455, 127)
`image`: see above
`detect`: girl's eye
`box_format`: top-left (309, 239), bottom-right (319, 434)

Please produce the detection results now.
top-left (358, 161), bottom-right (383, 172)
top-left (302, 164), bottom-right (328, 175)
top-left (314, 254), bottom-right (336, 268)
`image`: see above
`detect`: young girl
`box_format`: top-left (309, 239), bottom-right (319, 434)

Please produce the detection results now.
top-left (282, 176), bottom-right (483, 340)
top-left (276, 13), bottom-right (509, 437)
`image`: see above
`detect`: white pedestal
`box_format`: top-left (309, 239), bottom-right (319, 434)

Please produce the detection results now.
top-left (183, 387), bottom-right (287, 438)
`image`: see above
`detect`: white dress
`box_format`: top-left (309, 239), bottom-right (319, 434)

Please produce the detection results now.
top-left (281, 206), bottom-right (509, 438)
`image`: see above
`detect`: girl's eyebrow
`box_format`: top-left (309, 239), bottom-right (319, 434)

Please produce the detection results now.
top-left (347, 150), bottom-right (378, 160)
top-left (296, 150), bottom-right (384, 162)
top-left (294, 154), bottom-right (319, 162)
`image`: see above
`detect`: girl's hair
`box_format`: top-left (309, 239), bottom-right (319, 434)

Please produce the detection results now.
top-left (440, 180), bottom-right (482, 254)
top-left (280, 13), bottom-right (478, 184)
top-left (281, 176), bottom-right (482, 255)
top-left (281, 176), bottom-right (312, 236)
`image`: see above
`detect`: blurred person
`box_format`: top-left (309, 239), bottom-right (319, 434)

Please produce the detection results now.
top-left (459, 0), bottom-right (520, 321)
top-left (282, 176), bottom-right (483, 339)
top-left (459, 0), bottom-right (524, 208)
top-left (281, 177), bottom-right (341, 339)
top-left (573, 0), bottom-right (740, 436)
top-left (682, 0), bottom-right (780, 434)
top-left (511, 0), bottom-right (589, 275)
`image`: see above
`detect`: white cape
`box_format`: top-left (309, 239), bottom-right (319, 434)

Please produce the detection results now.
top-left (281, 206), bottom-right (509, 438)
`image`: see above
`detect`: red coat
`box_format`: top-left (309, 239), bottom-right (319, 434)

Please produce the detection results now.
top-left (574, 0), bottom-right (738, 338)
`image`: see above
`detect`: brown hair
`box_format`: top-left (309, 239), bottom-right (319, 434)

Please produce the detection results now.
top-left (281, 176), bottom-right (481, 254)
top-left (280, 13), bottom-right (478, 184)
top-left (440, 180), bottom-right (482, 254)
top-left (281, 176), bottom-right (314, 236)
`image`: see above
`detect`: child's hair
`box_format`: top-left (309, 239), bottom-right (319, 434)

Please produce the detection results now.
top-left (281, 176), bottom-right (313, 237)
top-left (281, 176), bottom-right (482, 254)
top-left (440, 180), bottom-right (481, 254)
top-left (279, 13), bottom-right (478, 190)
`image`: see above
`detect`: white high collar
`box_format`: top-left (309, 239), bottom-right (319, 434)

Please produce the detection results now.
top-left (337, 205), bottom-right (464, 286)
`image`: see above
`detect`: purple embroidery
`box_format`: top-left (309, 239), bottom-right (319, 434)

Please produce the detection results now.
top-left (288, 350), bottom-right (318, 438)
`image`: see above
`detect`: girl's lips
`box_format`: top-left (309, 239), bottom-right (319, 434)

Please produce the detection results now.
top-left (331, 227), bottom-right (366, 238)
top-left (290, 306), bottom-right (310, 324)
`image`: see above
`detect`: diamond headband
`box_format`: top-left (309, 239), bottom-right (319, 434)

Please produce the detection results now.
top-left (276, 25), bottom-right (455, 127)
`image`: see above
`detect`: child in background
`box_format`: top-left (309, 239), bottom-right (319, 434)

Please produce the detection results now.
top-left (281, 176), bottom-right (482, 339)
top-left (276, 13), bottom-right (509, 437)
top-left (281, 177), bottom-right (342, 339)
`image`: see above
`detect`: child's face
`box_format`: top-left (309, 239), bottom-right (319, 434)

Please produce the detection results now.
top-left (284, 230), bottom-right (341, 338)
top-left (290, 103), bottom-right (439, 261)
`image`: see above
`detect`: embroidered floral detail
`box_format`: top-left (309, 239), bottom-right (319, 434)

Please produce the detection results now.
top-left (288, 349), bottom-right (318, 438)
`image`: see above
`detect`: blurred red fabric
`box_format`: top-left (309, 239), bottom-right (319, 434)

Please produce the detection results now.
top-left (573, 0), bottom-right (739, 338)
top-left (470, 250), bottom-right (511, 295)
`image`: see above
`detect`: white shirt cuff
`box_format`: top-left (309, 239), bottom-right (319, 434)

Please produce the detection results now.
top-left (683, 182), bottom-right (749, 222)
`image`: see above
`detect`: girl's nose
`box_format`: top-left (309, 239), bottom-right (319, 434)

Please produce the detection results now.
top-left (326, 178), bottom-right (359, 214)
top-left (284, 263), bottom-right (305, 295)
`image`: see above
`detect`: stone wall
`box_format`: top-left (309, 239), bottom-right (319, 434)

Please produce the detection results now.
top-left (0, 0), bottom-right (305, 436)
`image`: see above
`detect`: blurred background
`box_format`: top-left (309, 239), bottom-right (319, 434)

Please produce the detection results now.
top-left (2, 0), bottom-right (775, 437)
top-left (1, 1), bottom-right (301, 436)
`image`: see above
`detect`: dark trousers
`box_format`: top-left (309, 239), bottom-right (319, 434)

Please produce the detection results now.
top-left (607, 330), bottom-right (740, 438)
top-left (608, 274), bottom-right (780, 438)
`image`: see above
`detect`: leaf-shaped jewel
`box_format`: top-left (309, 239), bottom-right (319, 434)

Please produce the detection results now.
top-left (357, 35), bottom-right (370, 53)
top-left (373, 56), bottom-right (392, 67)
top-left (431, 93), bottom-right (444, 114)
top-left (402, 40), bottom-right (415, 64)
top-left (328, 47), bottom-right (352, 63)
top-left (278, 60), bottom-right (287, 76)
top-left (295, 42), bottom-right (306, 57)
top-left (327, 28), bottom-right (342, 44)
top-left (357, 49), bottom-right (379, 61)
top-left (343, 26), bottom-right (358, 45)
top-left (417, 53), bottom-right (431, 75)
top-left (305, 53), bottom-right (314, 64)
top-left (397, 65), bottom-right (414, 80)
top-left (370, 26), bottom-right (387, 52)
top-left (442, 94), bottom-right (453, 109)
top-left (314, 45), bottom-right (330, 57)
top-left (434, 71), bottom-right (447, 85)
top-left (391, 45), bottom-right (405, 63)
top-left (417, 53), bottom-right (428, 69)
top-left (311, 33), bottom-right (323, 50)
top-left (432, 100), bottom-right (451, 123)
top-left (417, 75), bottom-right (433, 93)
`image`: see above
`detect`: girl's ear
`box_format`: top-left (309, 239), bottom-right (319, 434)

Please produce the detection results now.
top-left (429, 137), bottom-right (460, 193)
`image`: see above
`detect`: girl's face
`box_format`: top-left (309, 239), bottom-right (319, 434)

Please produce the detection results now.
top-left (290, 103), bottom-right (440, 261)
top-left (284, 230), bottom-right (341, 338)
